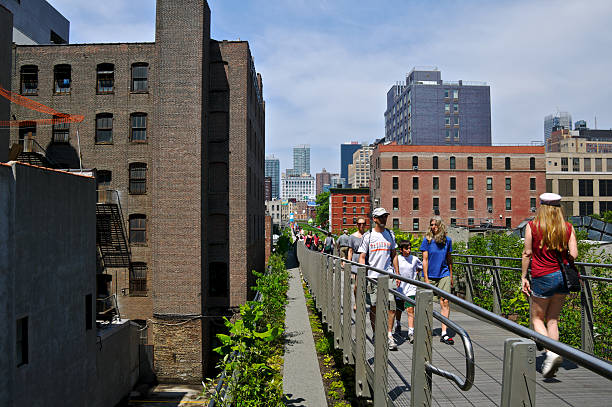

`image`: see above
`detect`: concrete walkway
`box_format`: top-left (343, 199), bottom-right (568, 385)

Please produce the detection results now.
top-left (283, 265), bottom-right (327, 406)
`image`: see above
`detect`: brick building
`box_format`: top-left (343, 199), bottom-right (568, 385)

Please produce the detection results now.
top-left (329, 187), bottom-right (371, 232)
top-left (7, 0), bottom-right (265, 382)
top-left (371, 145), bottom-right (546, 231)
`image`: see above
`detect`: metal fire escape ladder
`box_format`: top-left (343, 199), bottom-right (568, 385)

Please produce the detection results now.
top-left (96, 190), bottom-right (132, 268)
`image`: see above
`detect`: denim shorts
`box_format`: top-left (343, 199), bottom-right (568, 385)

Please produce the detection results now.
top-left (531, 270), bottom-right (569, 298)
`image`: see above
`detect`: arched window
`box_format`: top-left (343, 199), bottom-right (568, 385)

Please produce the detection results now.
top-left (131, 63), bottom-right (149, 92)
top-left (20, 65), bottom-right (38, 95)
top-left (95, 113), bottom-right (113, 143)
top-left (392, 155), bottom-right (398, 169)
top-left (54, 64), bottom-right (71, 94)
top-left (96, 63), bottom-right (114, 94)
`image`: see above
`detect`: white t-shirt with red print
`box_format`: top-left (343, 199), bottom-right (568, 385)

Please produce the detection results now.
top-left (358, 229), bottom-right (396, 279)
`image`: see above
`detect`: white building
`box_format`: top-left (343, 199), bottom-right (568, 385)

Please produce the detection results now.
top-left (348, 146), bottom-right (373, 188)
top-left (265, 199), bottom-right (282, 225)
top-left (281, 174), bottom-right (315, 201)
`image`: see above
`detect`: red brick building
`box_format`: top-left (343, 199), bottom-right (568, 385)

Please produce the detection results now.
top-left (370, 145), bottom-right (546, 231)
top-left (329, 187), bottom-right (371, 232)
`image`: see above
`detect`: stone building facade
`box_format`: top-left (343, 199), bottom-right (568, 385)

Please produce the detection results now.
top-left (371, 144), bottom-right (546, 231)
top-left (348, 145), bottom-right (373, 188)
top-left (8, 0), bottom-right (265, 382)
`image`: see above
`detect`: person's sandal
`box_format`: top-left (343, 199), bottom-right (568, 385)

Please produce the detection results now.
top-left (440, 334), bottom-right (454, 345)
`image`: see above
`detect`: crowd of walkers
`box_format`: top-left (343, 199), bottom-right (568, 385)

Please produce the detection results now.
top-left (301, 191), bottom-right (578, 378)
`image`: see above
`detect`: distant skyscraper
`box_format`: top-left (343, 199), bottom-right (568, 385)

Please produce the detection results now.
top-left (293, 144), bottom-right (310, 175)
top-left (575, 120), bottom-right (587, 130)
top-left (544, 111), bottom-right (572, 144)
top-left (316, 169), bottom-right (332, 196)
top-left (265, 155), bottom-right (280, 199)
top-left (385, 67), bottom-right (491, 146)
top-left (330, 175), bottom-right (346, 189)
top-left (341, 141), bottom-right (362, 181)
top-left (348, 146), bottom-right (373, 188)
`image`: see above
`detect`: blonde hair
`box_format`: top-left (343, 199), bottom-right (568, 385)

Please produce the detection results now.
top-left (426, 216), bottom-right (447, 244)
top-left (533, 204), bottom-right (569, 251)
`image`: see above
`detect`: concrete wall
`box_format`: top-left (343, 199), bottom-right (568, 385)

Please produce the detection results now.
top-left (0, 5), bottom-right (11, 163)
top-left (0, 0), bottom-right (69, 44)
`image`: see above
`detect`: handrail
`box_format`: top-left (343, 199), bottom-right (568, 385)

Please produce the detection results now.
top-left (322, 252), bottom-right (612, 380)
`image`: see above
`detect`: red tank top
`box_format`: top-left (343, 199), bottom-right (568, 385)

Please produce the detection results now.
top-left (529, 220), bottom-right (572, 278)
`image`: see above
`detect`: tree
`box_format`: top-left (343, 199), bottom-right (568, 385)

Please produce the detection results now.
top-left (315, 191), bottom-right (330, 227)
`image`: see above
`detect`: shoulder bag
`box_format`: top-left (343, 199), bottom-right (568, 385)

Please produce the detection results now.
top-left (554, 252), bottom-right (581, 292)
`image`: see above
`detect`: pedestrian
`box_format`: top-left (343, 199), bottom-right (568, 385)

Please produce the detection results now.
top-left (421, 215), bottom-right (454, 345)
top-left (394, 240), bottom-right (422, 343)
top-left (337, 229), bottom-right (351, 262)
top-left (348, 218), bottom-right (367, 311)
top-left (358, 208), bottom-right (400, 351)
top-left (521, 192), bottom-right (578, 378)
top-left (312, 232), bottom-right (320, 251)
top-left (305, 231), bottom-right (313, 249)
top-left (323, 232), bottom-right (335, 255)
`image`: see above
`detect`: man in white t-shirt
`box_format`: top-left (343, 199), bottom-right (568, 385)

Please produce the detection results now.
top-left (358, 207), bottom-right (400, 350)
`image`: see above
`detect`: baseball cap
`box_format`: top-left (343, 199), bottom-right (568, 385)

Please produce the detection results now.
top-left (372, 207), bottom-right (390, 217)
top-left (540, 193), bottom-right (561, 207)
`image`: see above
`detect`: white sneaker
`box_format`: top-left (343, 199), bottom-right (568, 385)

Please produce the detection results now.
top-left (388, 334), bottom-right (398, 351)
top-left (542, 351), bottom-right (562, 378)
top-left (395, 323), bottom-right (402, 335)
top-left (407, 332), bottom-right (414, 344)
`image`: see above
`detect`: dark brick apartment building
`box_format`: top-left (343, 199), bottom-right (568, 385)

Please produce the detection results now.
top-left (7, 0), bottom-right (265, 382)
top-left (371, 144), bottom-right (545, 231)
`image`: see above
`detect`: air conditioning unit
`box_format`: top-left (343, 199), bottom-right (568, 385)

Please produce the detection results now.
top-left (413, 166), bottom-right (418, 170)
top-left (530, 207), bottom-right (536, 212)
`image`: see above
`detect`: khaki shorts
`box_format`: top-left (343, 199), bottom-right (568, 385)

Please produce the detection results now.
top-left (429, 275), bottom-right (451, 301)
top-left (339, 246), bottom-right (350, 259)
top-left (366, 279), bottom-right (397, 311)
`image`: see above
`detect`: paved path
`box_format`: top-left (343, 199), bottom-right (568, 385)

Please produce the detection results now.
top-left (283, 265), bottom-right (327, 406)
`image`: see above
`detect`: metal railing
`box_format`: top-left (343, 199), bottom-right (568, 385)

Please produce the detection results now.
top-left (297, 242), bottom-right (612, 406)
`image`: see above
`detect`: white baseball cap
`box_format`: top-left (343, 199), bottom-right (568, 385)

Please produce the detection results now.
top-left (372, 207), bottom-right (390, 217)
top-left (540, 193), bottom-right (561, 207)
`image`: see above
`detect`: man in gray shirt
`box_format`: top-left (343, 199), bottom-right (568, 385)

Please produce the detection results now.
top-left (337, 229), bottom-right (351, 261)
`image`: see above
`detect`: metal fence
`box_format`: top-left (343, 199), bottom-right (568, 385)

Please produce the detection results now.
top-left (297, 242), bottom-right (612, 406)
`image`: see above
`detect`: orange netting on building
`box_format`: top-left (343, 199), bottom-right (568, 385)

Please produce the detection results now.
top-left (0, 85), bottom-right (84, 127)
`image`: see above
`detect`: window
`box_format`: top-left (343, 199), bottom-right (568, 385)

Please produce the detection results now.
top-left (505, 157), bottom-right (511, 170)
top-left (453, 89), bottom-right (458, 99)
top-left (505, 178), bottom-right (511, 190)
top-left (53, 64), bottom-right (71, 94)
top-left (413, 177), bottom-right (419, 190)
top-left (52, 117), bottom-right (69, 143)
top-left (361, 207), bottom-right (365, 213)
top-left (353, 207), bottom-right (357, 214)
top-left (450, 218), bottom-right (456, 226)
top-left (413, 218), bottom-right (419, 231)
top-left (342, 207), bottom-right (346, 213)
top-left (506, 218), bottom-right (512, 228)
top-left (530, 178), bottom-right (536, 190)
top-left (353, 196), bottom-right (357, 202)
top-left (95, 113), bottom-right (113, 143)
top-left (353, 217), bottom-right (357, 224)
top-left (600, 180), bottom-right (612, 197)
top-left (467, 157), bottom-right (473, 170)
top-left (450, 177), bottom-right (456, 190)
top-left (486, 157), bottom-right (492, 170)
top-left (392, 155), bottom-right (398, 169)
top-left (18, 121), bottom-right (36, 146)
top-left (129, 214), bottom-right (146, 244)
top-left (506, 198), bottom-right (512, 210)
top-left (445, 117), bottom-right (450, 126)
top-left (595, 158), bottom-right (602, 172)
top-left (584, 158), bottom-right (591, 172)
top-left (561, 157), bottom-right (568, 172)
top-left (361, 196), bottom-right (365, 203)
top-left (85, 294), bottom-right (93, 331)
top-left (16, 316), bottom-right (28, 366)
top-left (467, 177), bottom-right (474, 190)
top-left (600, 201), bottom-right (612, 213)
top-left (129, 163), bottom-right (147, 194)
top-left (444, 103), bottom-right (450, 113)
top-left (450, 197), bottom-right (456, 210)
top-left (468, 197), bottom-right (474, 210)
top-left (530, 197), bottom-right (537, 210)
top-left (433, 197), bottom-right (439, 213)
top-left (450, 156), bottom-right (456, 169)
top-left (131, 63), bottom-right (149, 92)
top-left (444, 89), bottom-right (449, 98)
top-left (468, 218), bottom-right (474, 226)
top-left (558, 179), bottom-right (573, 196)
top-left (413, 197), bottom-right (419, 210)
top-left (130, 263), bottom-right (147, 295)
top-left (130, 113), bottom-right (147, 142)
top-left (573, 158), bottom-right (580, 172)
top-left (96, 63), bottom-right (114, 94)
top-left (546, 179), bottom-right (553, 193)
top-left (412, 156), bottom-right (418, 167)
top-left (579, 180), bottom-right (593, 196)
top-left (453, 116), bottom-right (459, 126)
top-left (433, 156), bottom-right (438, 169)
top-left (530, 157), bottom-right (536, 170)
top-left (486, 177), bottom-right (493, 190)
top-left (393, 197), bottom-right (399, 210)
top-left (433, 177), bottom-right (439, 190)
top-left (579, 201), bottom-right (593, 216)
top-left (393, 218), bottom-right (400, 229)
top-left (20, 65), bottom-right (38, 95)
top-left (392, 176), bottom-right (399, 190)
top-left (454, 128), bottom-right (459, 140)
top-left (343, 218), bottom-right (347, 224)
top-left (343, 196), bottom-right (347, 202)
top-left (96, 170), bottom-right (112, 187)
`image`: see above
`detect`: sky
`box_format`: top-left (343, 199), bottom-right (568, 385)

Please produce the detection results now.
top-left (48, 0), bottom-right (612, 175)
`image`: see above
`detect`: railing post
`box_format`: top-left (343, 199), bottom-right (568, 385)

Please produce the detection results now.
top-left (374, 275), bottom-right (390, 406)
top-left (492, 258), bottom-right (502, 315)
top-left (411, 288), bottom-right (433, 407)
top-left (322, 255), bottom-right (329, 323)
top-left (328, 257), bottom-right (335, 330)
top-left (465, 257), bottom-right (475, 303)
top-left (342, 261), bottom-right (354, 364)
top-left (334, 257), bottom-right (343, 349)
top-left (581, 265), bottom-right (595, 354)
top-left (500, 338), bottom-right (536, 407)
top-left (354, 266), bottom-right (371, 398)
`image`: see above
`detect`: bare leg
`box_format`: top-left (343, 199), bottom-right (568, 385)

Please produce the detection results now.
top-left (387, 310), bottom-right (395, 334)
top-left (407, 307), bottom-right (414, 329)
top-left (530, 296), bottom-right (551, 340)
top-left (440, 298), bottom-right (450, 333)
top-left (545, 294), bottom-right (566, 341)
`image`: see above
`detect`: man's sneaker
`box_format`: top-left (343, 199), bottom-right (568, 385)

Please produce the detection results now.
top-left (394, 323), bottom-right (402, 335)
top-left (388, 335), bottom-right (398, 351)
top-left (440, 334), bottom-right (454, 345)
top-left (407, 332), bottom-right (414, 344)
top-left (542, 351), bottom-right (562, 378)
